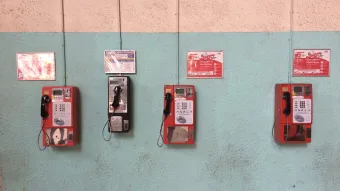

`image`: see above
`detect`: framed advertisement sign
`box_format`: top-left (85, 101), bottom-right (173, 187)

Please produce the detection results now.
top-left (187, 51), bottom-right (223, 79)
top-left (293, 49), bottom-right (330, 77)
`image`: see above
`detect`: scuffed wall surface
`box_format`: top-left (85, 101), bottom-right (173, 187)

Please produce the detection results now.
top-left (64, 0), bottom-right (119, 32)
top-left (1, 0), bottom-right (340, 32)
top-left (294, 0), bottom-right (340, 31)
top-left (0, 0), bottom-right (62, 32)
top-left (180, 0), bottom-right (290, 32)
top-left (1, 32), bottom-right (340, 191)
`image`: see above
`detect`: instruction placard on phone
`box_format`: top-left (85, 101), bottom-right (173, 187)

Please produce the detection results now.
top-left (175, 100), bottom-right (193, 125)
top-left (16, 52), bottom-right (55, 81)
top-left (187, 51), bottom-right (223, 78)
top-left (104, 50), bottom-right (136, 74)
top-left (293, 49), bottom-right (330, 77)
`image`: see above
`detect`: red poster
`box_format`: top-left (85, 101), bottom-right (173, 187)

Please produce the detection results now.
top-left (187, 51), bottom-right (223, 78)
top-left (293, 49), bottom-right (330, 77)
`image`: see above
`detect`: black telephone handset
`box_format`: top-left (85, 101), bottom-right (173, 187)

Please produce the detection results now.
top-left (163, 93), bottom-right (172, 116)
top-left (282, 92), bottom-right (291, 116)
top-left (112, 86), bottom-right (122, 111)
top-left (40, 95), bottom-right (50, 119)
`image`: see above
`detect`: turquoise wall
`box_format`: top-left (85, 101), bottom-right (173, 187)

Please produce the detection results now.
top-left (1, 32), bottom-right (340, 191)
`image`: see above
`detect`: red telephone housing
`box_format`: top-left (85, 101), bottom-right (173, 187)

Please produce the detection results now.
top-left (163, 85), bottom-right (195, 145)
top-left (41, 86), bottom-right (79, 147)
top-left (274, 83), bottom-right (312, 144)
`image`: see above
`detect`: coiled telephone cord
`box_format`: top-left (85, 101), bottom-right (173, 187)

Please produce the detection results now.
top-left (272, 109), bottom-right (281, 144)
top-left (102, 117), bottom-right (113, 141)
top-left (37, 120), bottom-right (50, 151)
top-left (157, 115), bottom-right (167, 147)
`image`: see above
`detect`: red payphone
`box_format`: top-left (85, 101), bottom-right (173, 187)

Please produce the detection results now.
top-left (39, 86), bottom-right (79, 149)
top-left (158, 85), bottom-right (196, 146)
top-left (274, 83), bottom-right (312, 144)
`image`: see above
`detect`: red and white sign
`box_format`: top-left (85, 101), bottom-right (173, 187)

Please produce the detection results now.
top-left (187, 51), bottom-right (223, 78)
top-left (293, 49), bottom-right (330, 77)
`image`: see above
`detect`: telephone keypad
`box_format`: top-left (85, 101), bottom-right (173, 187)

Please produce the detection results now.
top-left (52, 102), bottom-right (71, 126)
top-left (176, 102), bottom-right (192, 113)
top-left (293, 98), bottom-right (312, 123)
top-left (182, 102), bottom-right (188, 110)
top-left (58, 104), bottom-right (66, 112)
top-left (300, 101), bottom-right (306, 109)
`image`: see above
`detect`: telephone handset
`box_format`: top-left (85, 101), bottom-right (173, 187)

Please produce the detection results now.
top-left (163, 93), bottom-right (172, 116)
top-left (40, 95), bottom-right (51, 119)
top-left (157, 92), bottom-right (173, 147)
top-left (112, 86), bottom-right (122, 111)
top-left (282, 92), bottom-right (291, 116)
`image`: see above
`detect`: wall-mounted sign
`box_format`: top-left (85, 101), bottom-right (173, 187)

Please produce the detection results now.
top-left (17, 52), bottom-right (56, 80)
top-left (104, 50), bottom-right (136, 74)
top-left (293, 49), bottom-right (330, 77)
top-left (187, 51), bottom-right (223, 79)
